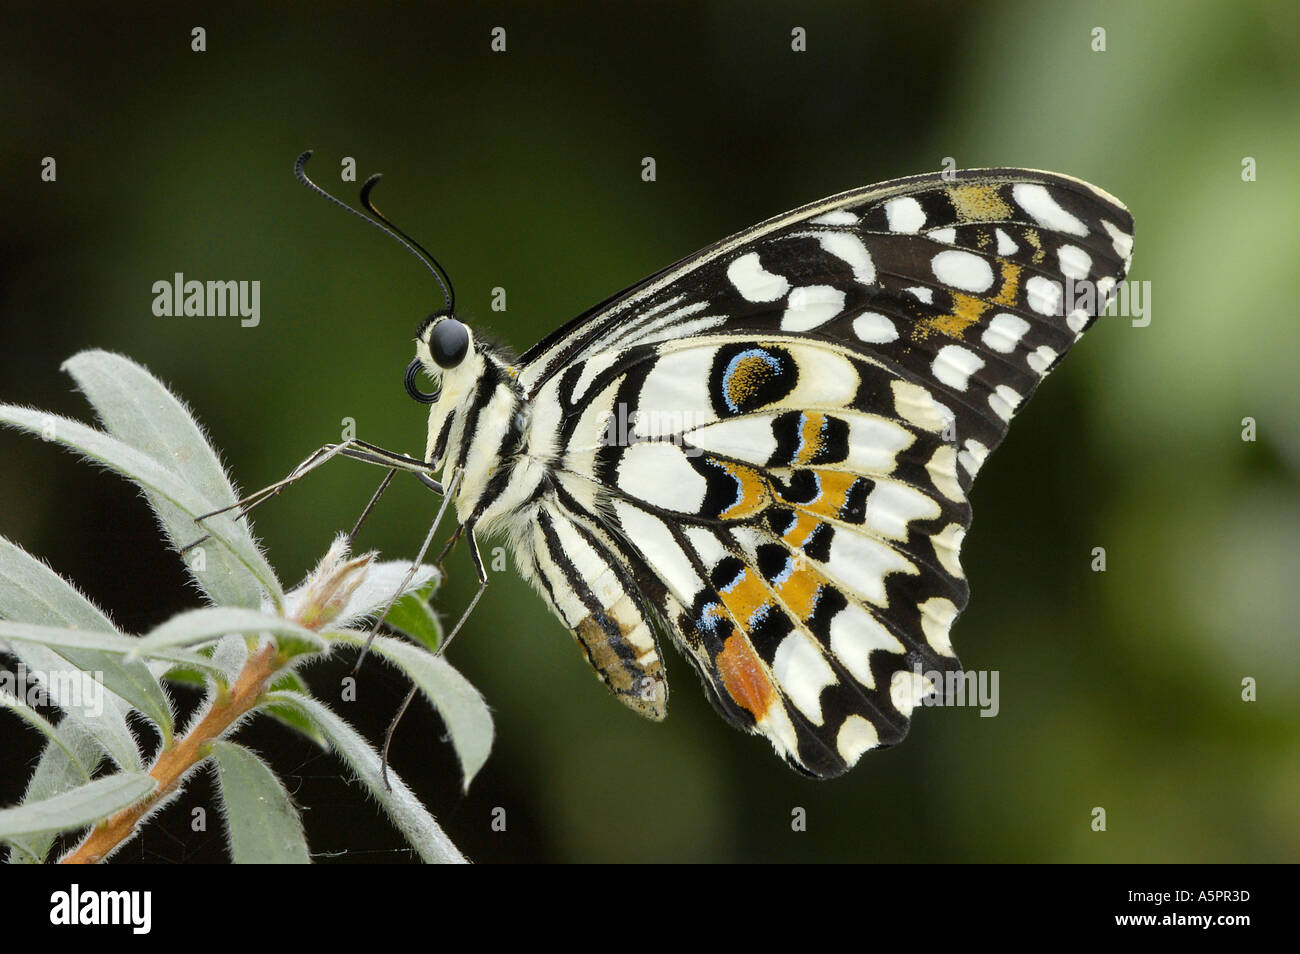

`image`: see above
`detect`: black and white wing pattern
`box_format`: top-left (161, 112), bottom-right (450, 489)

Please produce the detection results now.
top-left (509, 168), bottom-right (1133, 777)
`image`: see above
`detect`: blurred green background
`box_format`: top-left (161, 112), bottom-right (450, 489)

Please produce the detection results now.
top-left (1, 1), bottom-right (1296, 863)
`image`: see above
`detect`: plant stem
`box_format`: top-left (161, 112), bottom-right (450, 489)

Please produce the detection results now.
top-left (62, 643), bottom-right (283, 864)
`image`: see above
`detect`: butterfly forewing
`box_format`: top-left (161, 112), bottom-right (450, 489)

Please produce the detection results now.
top-left (507, 168), bottom-right (1132, 777)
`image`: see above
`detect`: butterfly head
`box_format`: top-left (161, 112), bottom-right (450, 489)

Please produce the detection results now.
top-left (407, 310), bottom-right (505, 473)
top-left (408, 311), bottom-right (477, 402)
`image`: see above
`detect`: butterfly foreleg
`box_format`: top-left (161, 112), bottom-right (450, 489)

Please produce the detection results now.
top-left (379, 517), bottom-right (486, 791)
top-left (381, 682), bottom-right (420, 792)
top-left (434, 522), bottom-right (465, 572)
top-left (436, 522), bottom-right (489, 658)
top-left (182, 438), bottom-right (445, 553)
top-left (351, 467), bottom-right (463, 674)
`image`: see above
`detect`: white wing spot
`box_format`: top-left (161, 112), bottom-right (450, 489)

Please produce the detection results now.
top-left (816, 232), bottom-right (878, 285)
top-left (825, 532), bottom-right (915, 606)
top-left (889, 669), bottom-right (935, 717)
top-left (617, 443), bottom-right (708, 512)
top-left (930, 522), bottom-right (966, 579)
top-left (1012, 183), bottom-right (1088, 236)
top-left (1028, 345), bottom-right (1058, 374)
top-left (1026, 275), bottom-right (1063, 316)
top-left (836, 715), bottom-right (879, 765)
top-left (958, 438), bottom-right (989, 478)
top-left (884, 196), bottom-right (926, 233)
top-left (683, 527), bottom-right (729, 570)
top-left (928, 226), bottom-right (957, 245)
top-left (809, 209), bottom-right (859, 226)
top-left (926, 445), bottom-right (964, 503)
top-left (688, 415), bottom-right (779, 465)
top-left (981, 313), bottom-right (1031, 354)
top-left (853, 311), bottom-right (898, 344)
top-left (906, 285), bottom-right (934, 304)
top-left (817, 232), bottom-right (876, 284)
top-left (780, 284), bottom-right (846, 331)
top-left (919, 597), bottom-right (958, 656)
top-left (988, 384), bottom-right (1022, 422)
top-left (612, 502), bottom-right (703, 600)
top-left (1057, 244), bottom-right (1092, 280)
top-left (726, 252), bottom-right (790, 303)
top-left (891, 379), bottom-right (950, 433)
top-left (1102, 220), bottom-right (1133, 264)
top-left (995, 228), bottom-right (1019, 256)
top-left (864, 481), bottom-right (940, 540)
top-left (1066, 308), bottom-right (1091, 334)
top-left (773, 632), bottom-right (836, 725)
top-left (931, 344), bottom-right (985, 392)
top-left (931, 250), bottom-right (994, 293)
top-left (829, 603), bottom-right (905, 689)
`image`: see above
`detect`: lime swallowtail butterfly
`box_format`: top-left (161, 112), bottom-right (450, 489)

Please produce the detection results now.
top-left (286, 154), bottom-right (1132, 778)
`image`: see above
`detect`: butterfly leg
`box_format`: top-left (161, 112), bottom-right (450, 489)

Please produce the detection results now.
top-left (351, 468), bottom-right (463, 674)
top-left (434, 523), bottom-right (465, 571)
top-left (181, 439), bottom-right (443, 553)
top-left (381, 683), bottom-right (419, 792)
top-left (436, 523), bottom-right (488, 658)
top-left (380, 529), bottom-right (481, 791)
top-left (344, 450), bottom-right (445, 541)
top-left (346, 468), bottom-right (397, 544)
top-left (381, 514), bottom-right (485, 792)
top-left (180, 441), bottom-right (349, 553)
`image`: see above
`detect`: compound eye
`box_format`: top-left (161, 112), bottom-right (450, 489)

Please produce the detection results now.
top-left (430, 318), bottom-right (470, 369)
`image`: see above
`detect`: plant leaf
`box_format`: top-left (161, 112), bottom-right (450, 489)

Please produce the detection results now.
top-left (161, 665), bottom-right (207, 688)
top-left (3, 643), bottom-right (141, 772)
top-left (5, 720), bottom-right (102, 863)
top-left (0, 772), bottom-right (155, 840)
top-left (62, 351), bottom-right (266, 609)
top-left (263, 691), bottom-right (467, 864)
top-left (382, 576), bottom-right (444, 651)
top-left (131, 606), bottom-right (328, 658)
top-left (328, 632), bottom-right (493, 791)
top-left (263, 672), bottom-right (328, 748)
top-left (0, 536), bottom-right (170, 750)
top-left (209, 740), bottom-right (310, 864)
top-left (0, 620), bottom-right (221, 673)
top-left (0, 535), bottom-right (116, 631)
top-left (0, 405), bottom-right (282, 607)
top-left (0, 687), bottom-right (68, 753)
top-left (211, 634), bottom-right (248, 686)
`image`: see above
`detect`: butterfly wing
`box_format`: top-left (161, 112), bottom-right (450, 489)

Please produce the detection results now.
top-left (516, 168), bottom-right (1133, 776)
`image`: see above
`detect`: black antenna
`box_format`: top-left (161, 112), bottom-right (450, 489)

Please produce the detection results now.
top-left (293, 150), bottom-right (454, 313)
top-left (360, 175), bottom-right (456, 314)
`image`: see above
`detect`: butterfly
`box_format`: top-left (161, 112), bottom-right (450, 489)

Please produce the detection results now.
top-left (299, 157), bottom-right (1133, 779)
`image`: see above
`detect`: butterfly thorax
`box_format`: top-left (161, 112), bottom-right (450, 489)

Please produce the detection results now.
top-left (419, 329), bottom-right (541, 532)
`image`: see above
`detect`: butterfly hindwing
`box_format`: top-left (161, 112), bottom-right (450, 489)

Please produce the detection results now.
top-left (505, 168), bottom-right (1132, 776)
top-left (537, 339), bottom-right (966, 776)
